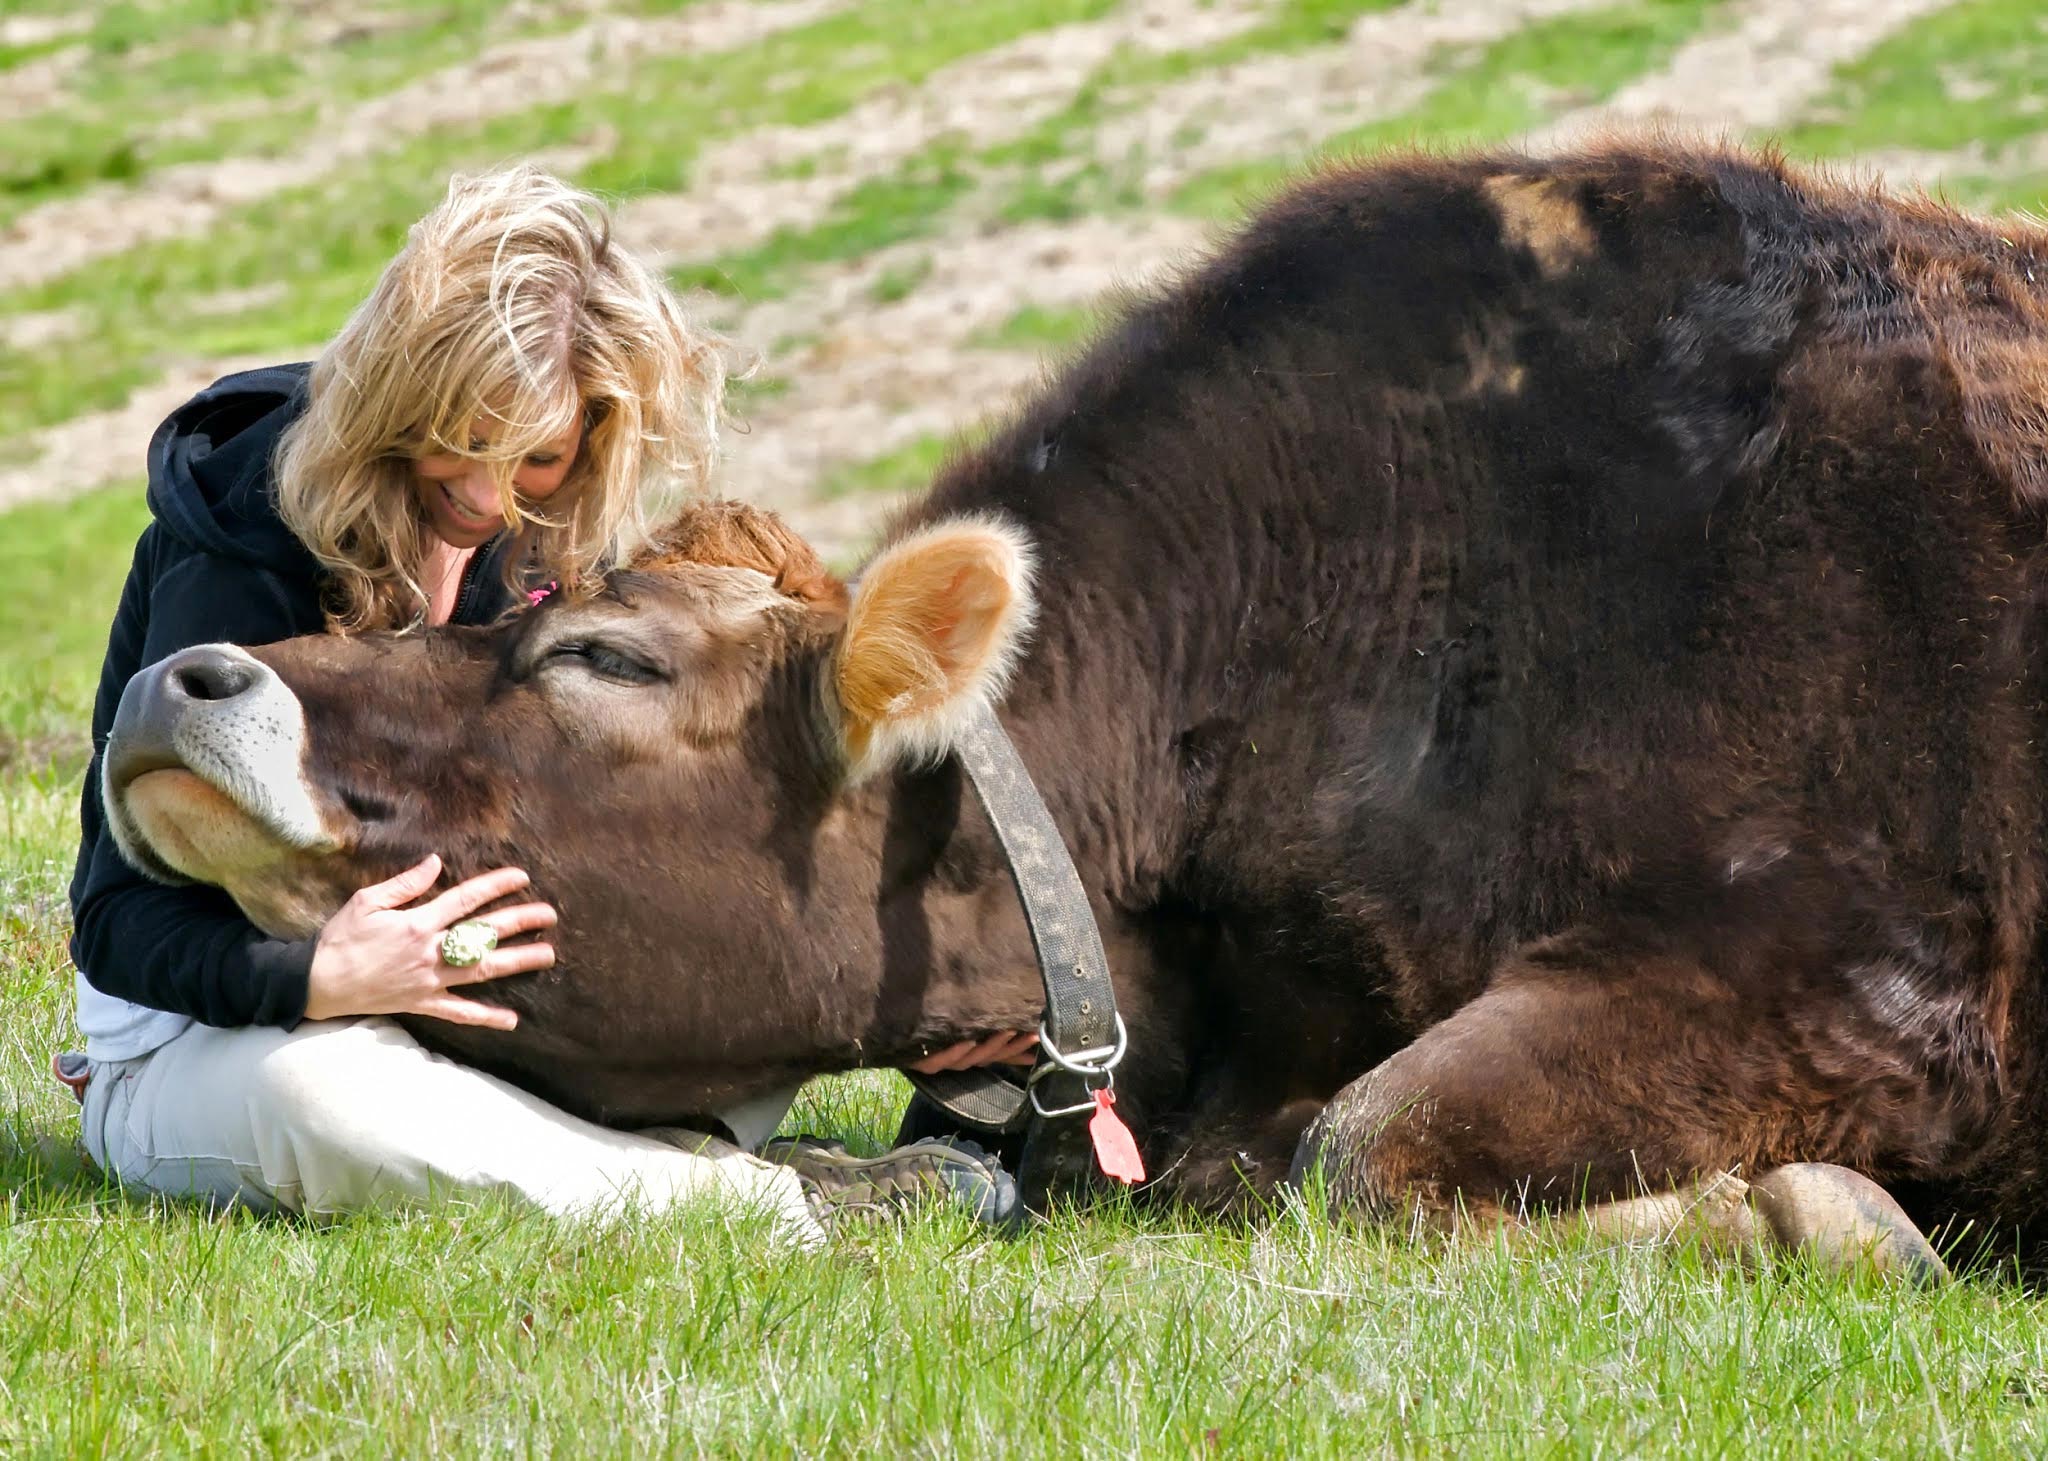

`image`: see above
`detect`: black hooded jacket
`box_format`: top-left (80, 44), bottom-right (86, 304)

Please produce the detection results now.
top-left (67, 364), bottom-right (523, 1029)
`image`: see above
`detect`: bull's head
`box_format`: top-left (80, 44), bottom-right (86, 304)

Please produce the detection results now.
top-left (101, 502), bottom-right (1044, 1119)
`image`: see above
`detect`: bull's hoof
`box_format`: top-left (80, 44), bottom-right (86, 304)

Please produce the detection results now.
top-left (1577, 1169), bottom-right (1761, 1256)
top-left (1748, 1163), bottom-right (1949, 1285)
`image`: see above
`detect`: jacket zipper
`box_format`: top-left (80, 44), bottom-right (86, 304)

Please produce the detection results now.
top-left (450, 539), bottom-right (491, 625)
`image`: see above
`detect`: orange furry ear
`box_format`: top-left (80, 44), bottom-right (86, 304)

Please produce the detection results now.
top-left (833, 517), bottom-right (1036, 780)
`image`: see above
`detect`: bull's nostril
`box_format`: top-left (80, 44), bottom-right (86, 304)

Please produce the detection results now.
top-left (172, 655), bottom-right (257, 702)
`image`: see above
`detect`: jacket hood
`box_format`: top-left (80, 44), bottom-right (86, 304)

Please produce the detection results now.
top-left (145, 362), bottom-right (323, 574)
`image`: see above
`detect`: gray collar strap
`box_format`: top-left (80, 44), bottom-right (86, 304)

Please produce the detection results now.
top-left (902, 702), bottom-right (1130, 1208)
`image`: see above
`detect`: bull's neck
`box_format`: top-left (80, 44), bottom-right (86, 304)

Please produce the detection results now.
top-left (910, 477), bottom-right (1270, 915)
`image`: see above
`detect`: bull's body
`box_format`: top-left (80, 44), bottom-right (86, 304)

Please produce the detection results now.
top-left (108, 142), bottom-right (2048, 1262)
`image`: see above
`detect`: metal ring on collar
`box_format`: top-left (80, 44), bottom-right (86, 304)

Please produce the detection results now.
top-left (1027, 1011), bottom-right (1129, 1083)
top-left (1025, 1013), bottom-right (1129, 1118)
top-left (1029, 1083), bottom-right (1113, 1120)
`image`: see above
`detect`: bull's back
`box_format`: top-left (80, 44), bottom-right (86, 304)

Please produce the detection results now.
top-left (926, 142), bottom-right (2048, 1033)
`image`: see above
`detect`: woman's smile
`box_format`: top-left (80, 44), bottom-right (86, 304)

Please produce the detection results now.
top-left (412, 411), bottom-right (585, 548)
top-left (438, 480), bottom-right (497, 530)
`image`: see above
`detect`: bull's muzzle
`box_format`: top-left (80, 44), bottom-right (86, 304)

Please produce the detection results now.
top-left (103, 643), bottom-right (337, 884)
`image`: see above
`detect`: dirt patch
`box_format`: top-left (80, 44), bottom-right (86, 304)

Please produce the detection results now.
top-left (718, 0), bottom-right (1637, 554)
top-left (734, 0), bottom-right (1984, 558)
top-left (0, 12), bottom-right (90, 48)
top-left (1527, 0), bottom-right (1963, 145)
top-left (2, 0), bottom-right (1994, 560)
top-left (1088, 0), bottom-right (1614, 197)
top-left (0, 0), bottom-right (850, 293)
top-left (186, 282), bottom-right (290, 318)
top-left (1841, 128), bottom-right (2048, 198)
top-left (717, 213), bottom-right (1215, 557)
top-left (0, 350), bottom-right (304, 514)
top-left (0, 307), bottom-right (79, 353)
top-left (0, 40), bottom-right (85, 124)
top-left (615, 0), bottom-right (1270, 267)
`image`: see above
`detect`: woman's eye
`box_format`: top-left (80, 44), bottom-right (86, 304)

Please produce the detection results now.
top-left (546, 641), bottom-right (662, 684)
top-left (525, 453), bottom-right (560, 468)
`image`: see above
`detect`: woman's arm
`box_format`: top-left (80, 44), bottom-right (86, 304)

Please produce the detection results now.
top-left (68, 547), bottom-right (327, 1025)
top-left (71, 547), bottom-right (557, 1029)
top-left (71, 852), bottom-right (319, 1025)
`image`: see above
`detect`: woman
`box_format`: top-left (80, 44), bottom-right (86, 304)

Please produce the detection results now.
top-left (62, 165), bottom-right (1027, 1244)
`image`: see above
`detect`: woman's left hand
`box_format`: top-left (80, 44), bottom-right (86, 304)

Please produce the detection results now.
top-left (907, 1031), bottom-right (1039, 1073)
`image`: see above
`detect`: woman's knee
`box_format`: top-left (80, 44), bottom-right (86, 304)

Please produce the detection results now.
top-left (241, 1019), bottom-right (413, 1152)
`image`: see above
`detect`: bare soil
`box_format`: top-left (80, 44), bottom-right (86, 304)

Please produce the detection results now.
top-left (1, 0), bottom-right (2015, 559)
top-left (0, 0), bottom-right (850, 293)
top-left (1529, 0), bottom-right (1965, 146)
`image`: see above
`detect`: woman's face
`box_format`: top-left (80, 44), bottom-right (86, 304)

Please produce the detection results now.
top-left (412, 410), bottom-right (586, 549)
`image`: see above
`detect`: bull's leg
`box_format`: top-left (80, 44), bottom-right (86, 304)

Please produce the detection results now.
top-left (1289, 952), bottom-right (1964, 1280)
top-left (1569, 1164), bottom-right (1946, 1281)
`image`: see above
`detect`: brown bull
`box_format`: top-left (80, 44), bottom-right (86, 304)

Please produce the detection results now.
top-left (102, 140), bottom-right (2048, 1272)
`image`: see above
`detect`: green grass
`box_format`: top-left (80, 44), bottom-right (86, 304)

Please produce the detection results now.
top-left (14, 0), bottom-right (2043, 473)
top-left (0, 0), bottom-right (600, 227)
top-left (816, 433), bottom-right (960, 501)
top-left (4, 789), bottom-right (2048, 1457)
top-left (868, 253), bottom-right (935, 305)
top-left (0, 0), bottom-right (1119, 444)
top-left (728, 370), bottom-right (794, 405)
top-left (966, 0), bottom-right (1411, 224)
top-left (1202, 0), bottom-right (1413, 56)
top-left (662, 0), bottom-right (1467, 310)
top-left (672, 151), bottom-right (975, 302)
top-left (0, 482), bottom-right (148, 776)
top-left (664, 0), bottom-right (1732, 310)
top-left (1174, 0), bottom-right (1730, 218)
top-left (1025, 0), bottom-right (1412, 102)
top-left (1974, 170), bottom-right (2048, 215)
top-left (10, 0), bottom-right (2048, 1450)
top-left (972, 302), bottom-right (1098, 354)
top-left (1, 1151), bottom-right (2045, 1454)
top-left (1780, 0), bottom-right (2048, 159)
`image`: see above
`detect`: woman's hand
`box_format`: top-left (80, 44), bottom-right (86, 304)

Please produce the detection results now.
top-left (907, 1030), bottom-right (1039, 1074)
top-left (303, 854), bottom-right (557, 1030)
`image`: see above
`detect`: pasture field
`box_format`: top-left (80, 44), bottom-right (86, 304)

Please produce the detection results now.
top-left (6, 0), bottom-right (2048, 1452)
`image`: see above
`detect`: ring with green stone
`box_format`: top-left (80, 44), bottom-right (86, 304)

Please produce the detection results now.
top-left (438, 919), bottom-right (498, 969)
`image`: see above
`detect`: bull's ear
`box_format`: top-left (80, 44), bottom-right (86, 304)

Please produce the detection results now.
top-left (833, 516), bottom-right (1035, 781)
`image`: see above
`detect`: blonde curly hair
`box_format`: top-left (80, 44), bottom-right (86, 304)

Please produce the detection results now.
top-left (275, 164), bottom-right (728, 632)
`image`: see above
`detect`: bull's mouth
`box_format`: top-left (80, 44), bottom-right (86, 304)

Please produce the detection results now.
top-left (102, 644), bottom-right (347, 935)
top-left (115, 766), bottom-right (294, 884)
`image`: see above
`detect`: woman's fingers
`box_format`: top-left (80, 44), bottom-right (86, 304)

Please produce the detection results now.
top-left (466, 941), bottom-right (557, 982)
top-left (906, 1031), bottom-right (1041, 1073)
top-left (906, 1039), bottom-right (978, 1074)
top-left (411, 993), bottom-right (520, 1031)
top-left (478, 901), bottom-right (557, 939)
top-left (357, 853), bottom-right (442, 910)
top-left (972, 1030), bottom-right (1039, 1067)
top-left (417, 866), bottom-right (532, 927)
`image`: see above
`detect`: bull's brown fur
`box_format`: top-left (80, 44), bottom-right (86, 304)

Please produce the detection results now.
top-left (155, 140), bottom-right (2048, 1263)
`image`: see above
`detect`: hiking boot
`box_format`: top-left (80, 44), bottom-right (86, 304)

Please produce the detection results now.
top-left (760, 1135), bottom-right (1020, 1231)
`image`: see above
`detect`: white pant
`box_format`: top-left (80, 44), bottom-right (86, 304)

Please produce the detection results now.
top-left (78, 1017), bottom-right (823, 1246)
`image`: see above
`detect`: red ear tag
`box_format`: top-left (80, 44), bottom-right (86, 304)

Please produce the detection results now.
top-left (1088, 1088), bottom-right (1146, 1184)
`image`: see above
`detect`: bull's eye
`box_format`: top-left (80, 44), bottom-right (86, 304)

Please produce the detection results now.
top-left (546, 640), bottom-right (664, 685)
top-left (338, 787), bottom-right (396, 823)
